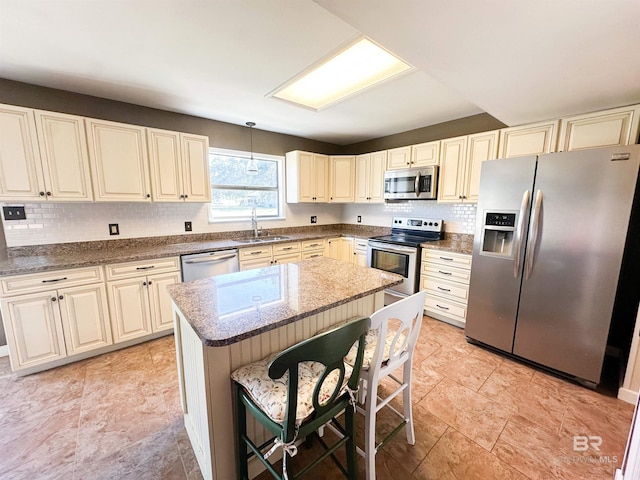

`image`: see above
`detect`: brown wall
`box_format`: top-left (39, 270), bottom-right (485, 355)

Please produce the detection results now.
top-left (0, 78), bottom-right (506, 156)
top-left (341, 113), bottom-right (507, 154)
top-left (0, 78), bottom-right (344, 156)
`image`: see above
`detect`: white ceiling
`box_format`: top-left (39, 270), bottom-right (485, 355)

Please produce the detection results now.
top-left (1, 1), bottom-right (639, 146)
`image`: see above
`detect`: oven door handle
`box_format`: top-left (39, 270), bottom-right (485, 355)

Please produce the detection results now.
top-left (368, 241), bottom-right (416, 254)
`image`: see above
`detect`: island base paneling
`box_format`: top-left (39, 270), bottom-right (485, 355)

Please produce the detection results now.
top-left (173, 291), bottom-right (384, 480)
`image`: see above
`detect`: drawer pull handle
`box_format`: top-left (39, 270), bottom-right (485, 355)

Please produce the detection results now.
top-left (42, 277), bottom-right (68, 283)
top-left (436, 304), bottom-right (449, 310)
top-left (310, 254), bottom-right (320, 258)
top-left (282, 247), bottom-right (293, 251)
top-left (136, 266), bottom-right (155, 270)
top-left (308, 243), bottom-right (319, 247)
top-left (437, 286), bottom-right (451, 292)
top-left (438, 270), bottom-right (452, 275)
top-left (439, 256), bottom-right (453, 261)
top-left (250, 251), bottom-right (263, 255)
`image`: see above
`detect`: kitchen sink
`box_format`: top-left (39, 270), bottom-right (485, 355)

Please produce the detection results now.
top-left (234, 235), bottom-right (290, 244)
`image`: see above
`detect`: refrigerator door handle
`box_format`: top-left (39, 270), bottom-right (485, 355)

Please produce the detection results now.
top-left (514, 190), bottom-right (531, 278)
top-left (524, 189), bottom-right (543, 280)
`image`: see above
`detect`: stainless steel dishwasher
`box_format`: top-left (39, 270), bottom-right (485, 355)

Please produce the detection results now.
top-left (180, 249), bottom-right (239, 282)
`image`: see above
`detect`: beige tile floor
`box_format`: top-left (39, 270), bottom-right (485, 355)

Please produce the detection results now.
top-left (0, 316), bottom-right (634, 480)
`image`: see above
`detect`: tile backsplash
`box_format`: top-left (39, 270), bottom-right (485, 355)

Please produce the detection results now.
top-left (1, 200), bottom-right (477, 247)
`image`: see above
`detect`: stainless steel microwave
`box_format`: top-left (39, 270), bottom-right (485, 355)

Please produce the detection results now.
top-left (383, 166), bottom-right (438, 200)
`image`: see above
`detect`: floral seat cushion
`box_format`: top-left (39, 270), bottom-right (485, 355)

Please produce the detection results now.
top-left (231, 353), bottom-right (353, 425)
top-left (318, 319), bottom-right (407, 370)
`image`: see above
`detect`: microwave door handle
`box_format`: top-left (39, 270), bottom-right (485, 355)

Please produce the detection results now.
top-left (414, 173), bottom-right (421, 197)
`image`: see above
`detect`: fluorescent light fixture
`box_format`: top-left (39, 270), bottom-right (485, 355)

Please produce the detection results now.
top-left (270, 38), bottom-right (412, 110)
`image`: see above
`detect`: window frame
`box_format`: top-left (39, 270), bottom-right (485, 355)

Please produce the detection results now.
top-left (208, 147), bottom-right (286, 223)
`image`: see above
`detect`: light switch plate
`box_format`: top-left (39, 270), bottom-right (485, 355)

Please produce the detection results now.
top-left (185, 221), bottom-right (192, 232)
top-left (310, 216), bottom-right (317, 224)
top-left (3, 206), bottom-right (26, 220)
top-left (109, 223), bottom-right (119, 235)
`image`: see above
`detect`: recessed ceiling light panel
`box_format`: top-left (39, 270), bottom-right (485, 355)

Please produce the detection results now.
top-left (270, 37), bottom-right (412, 110)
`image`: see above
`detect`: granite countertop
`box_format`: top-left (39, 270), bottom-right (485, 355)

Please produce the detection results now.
top-left (168, 257), bottom-right (403, 346)
top-left (0, 225), bottom-right (473, 276)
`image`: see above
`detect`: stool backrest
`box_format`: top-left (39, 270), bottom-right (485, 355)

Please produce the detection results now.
top-left (369, 290), bottom-right (427, 373)
top-left (268, 316), bottom-right (369, 441)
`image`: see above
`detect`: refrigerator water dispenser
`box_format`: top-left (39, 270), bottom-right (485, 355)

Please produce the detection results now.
top-left (480, 212), bottom-right (517, 258)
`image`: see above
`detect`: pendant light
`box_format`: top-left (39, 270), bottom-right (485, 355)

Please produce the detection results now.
top-left (245, 121), bottom-right (258, 174)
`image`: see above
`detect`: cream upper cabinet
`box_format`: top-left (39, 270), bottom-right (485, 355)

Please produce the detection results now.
top-left (86, 118), bottom-right (151, 201)
top-left (411, 140), bottom-right (440, 167)
top-left (558, 104), bottom-right (640, 152)
top-left (464, 130), bottom-right (500, 202)
top-left (0, 105), bottom-right (92, 201)
top-left (355, 150), bottom-right (386, 203)
top-left (0, 104), bottom-right (43, 199)
top-left (329, 155), bottom-right (355, 203)
top-left (438, 136), bottom-right (468, 202)
top-left (498, 120), bottom-right (559, 158)
top-left (285, 150), bottom-right (329, 203)
top-left (147, 128), bottom-right (210, 202)
top-left (386, 146), bottom-right (411, 169)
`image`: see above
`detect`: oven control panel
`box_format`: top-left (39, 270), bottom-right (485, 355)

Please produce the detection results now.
top-left (392, 217), bottom-right (444, 232)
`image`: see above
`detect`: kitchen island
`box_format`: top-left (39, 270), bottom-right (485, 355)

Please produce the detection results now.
top-left (168, 257), bottom-right (402, 480)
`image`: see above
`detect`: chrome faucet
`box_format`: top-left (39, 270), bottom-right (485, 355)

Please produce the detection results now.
top-left (251, 208), bottom-right (259, 238)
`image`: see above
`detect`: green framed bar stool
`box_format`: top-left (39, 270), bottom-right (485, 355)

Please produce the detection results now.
top-left (231, 317), bottom-right (369, 480)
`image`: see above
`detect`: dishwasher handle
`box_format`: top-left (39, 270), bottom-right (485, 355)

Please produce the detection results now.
top-left (183, 253), bottom-right (237, 264)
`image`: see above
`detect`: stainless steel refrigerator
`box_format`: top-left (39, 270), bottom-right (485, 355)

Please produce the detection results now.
top-left (466, 145), bottom-right (640, 387)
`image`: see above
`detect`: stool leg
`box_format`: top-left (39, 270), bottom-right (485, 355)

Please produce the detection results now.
top-left (364, 383), bottom-right (377, 480)
top-left (234, 382), bottom-right (249, 480)
top-left (403, 361), bottom-right (415, 445)
top-left (345, 406), bottom-right (358, 480)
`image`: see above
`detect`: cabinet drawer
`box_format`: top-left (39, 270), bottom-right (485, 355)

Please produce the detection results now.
top-left (354, 239), bottom-right (368, 252)
top-left (301, 251), bottom-right (324, 260)
top-left (301, 239), bottom-right (324, 251)
top-left (422, 249), bottom-right (472, 269)
top-left (239, 245), bottom-right (273, 260)
top-left (421, 263), bottom-right (471, 284)
top-left (273, 252), bottom-right (301, 264)
top-left (1, 266), bottom-right (104, 296)
top-left (272, 242), bottom-right (300, 255)
top-left (421, 276), bottom-right (469, 303)
top-left (106, 256), bottom-right (179, 280)
top-left (424, 295), bottom-right (467, 320)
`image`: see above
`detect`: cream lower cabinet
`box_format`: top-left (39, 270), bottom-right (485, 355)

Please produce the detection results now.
top-left (353, 238), bottom-right (368, 266)
top-left (106, 257), bottom-right (180, 343)
top-left (420, 249), bottom-right (472, 328)
top-left (0, 266), bottom-right (111, 371)
top-left (239, 242), bottom-right (302, 270)
top-left (301, 239), bottom-right (325, 260)
top-left (325, 237), bottom-right (354, 263)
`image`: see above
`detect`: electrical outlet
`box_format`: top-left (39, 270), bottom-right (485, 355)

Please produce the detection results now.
top-left (185, 221), bottom-right (192, 232)
top-left (109, 223), bottom-right (119, 235)
top-left (357, 215), bottom-right (362, 223)
top-left (310, 216), bottom-right (317, 224)
top-left (2, 206), bottom-right (26, 220)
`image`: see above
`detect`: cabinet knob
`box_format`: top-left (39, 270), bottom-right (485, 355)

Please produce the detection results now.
top-left (39, 191), bottom-right (45, 196)
top-left (458, 195), bottom-right (463, 199)
top-left (184, 194), bottom-right (188, 199)
top-left (46, 191), bottom-right (52, 196)
top-left (179, 194), bottom-right (184, 199)
top-left (51, 297), bottom-right (57, 302)
top-left (406, 162), bottom-right (410, 165)
top-left (143, 281), bottom-right (147, 286)
top-left (146, 193), bottom-right (151, 198)
top-left (148, 280), bottom-right (153, 285)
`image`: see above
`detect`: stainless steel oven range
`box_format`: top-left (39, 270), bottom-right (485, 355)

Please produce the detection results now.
top-left (367, 217), bottom-right (444, 304)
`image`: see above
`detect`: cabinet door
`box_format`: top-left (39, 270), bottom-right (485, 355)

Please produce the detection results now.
top-left (296, 151), bottom-right (316, 202)
top-left (329, 155), bottom-right (355, 202)
top-left (498, 120), bottom-right (559, 158)
top-left (387, 146), bottom-right (411, 169)
top-left (272, 252), bottom-right (301, 265)
top-left (355, 154), bottom-right (370, 203)
top-left (147, 271), bottom-right (181, 332)
top-left (107, 277), bottom-right (153, 343)
top-left (558, 105), bottom-right (640, 151)
top-left (1, 291), bottom-right (66, 369)
top-left (34, 110), bottom-right (93, 201)
top-left (86, 119), bottom-right (151, 201)
top-left (181, 133), bottom-right (211, 202)
top-left (0, 104), bottom-right (44, 199)
top-left (464, 130), bottom-right (499, 202)
top-left (368, 150), bottom-right (387, 203)
top-left (438, 137), bottom-right (467, 202)
top-left (239, 257), bottom-right (274, 271)
top-left (148, 128), bottom-right (182, 202)
top-left (325, 238), bottom-right (341, 259)
top-left (58, 283), bottom-right (112, 355)
top-left (411, 141), bottom-right (440, 167)
top-left (313, 154), bottom-right (329, 202)
top-left (338, 237), bottom-right (354, 263)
